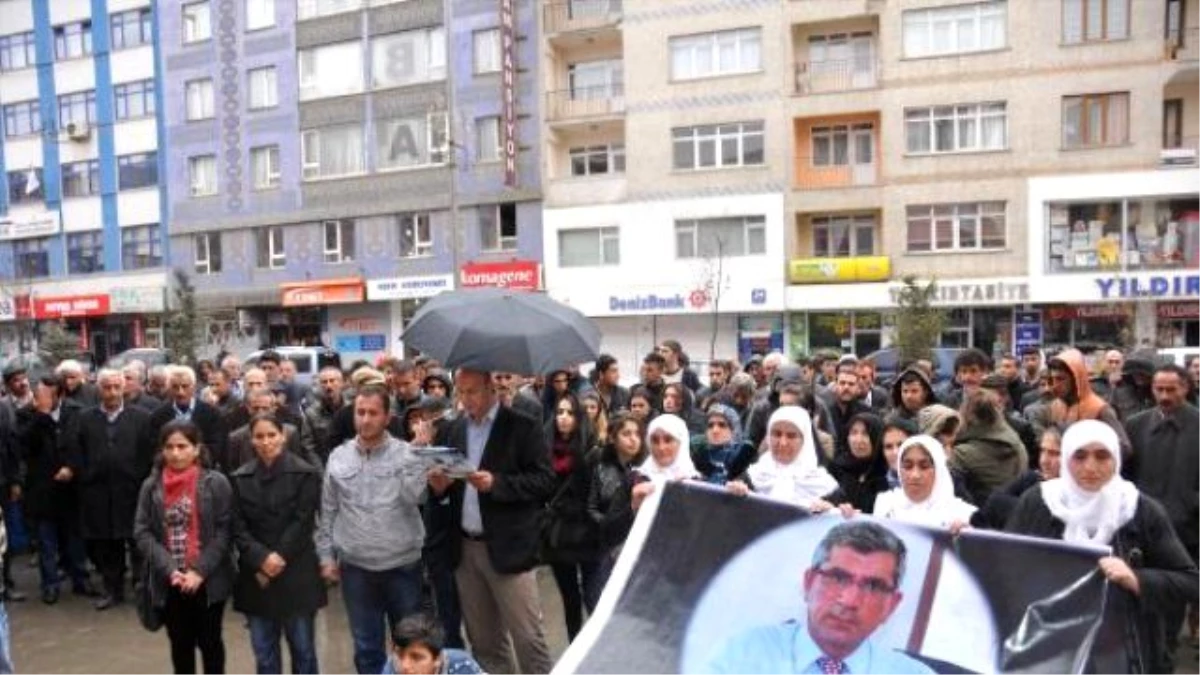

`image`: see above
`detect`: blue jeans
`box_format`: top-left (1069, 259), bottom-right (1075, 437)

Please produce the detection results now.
top-left (36, 520), bottom-right (89, 592)
top-left (340, 562), bottom-right (422, 675)
top-left (248, 613), bottom-right (318, 674)
top-left (426, 559), bottom-right (464, 649)
top-left (0, 601), bottom-right (11, 674)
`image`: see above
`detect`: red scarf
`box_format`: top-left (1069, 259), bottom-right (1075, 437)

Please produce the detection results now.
top-left (163, 465), bottom-right (201, 568)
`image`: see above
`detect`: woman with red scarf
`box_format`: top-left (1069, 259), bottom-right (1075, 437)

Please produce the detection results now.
top-left (135, 420), bottom-right (234, 674)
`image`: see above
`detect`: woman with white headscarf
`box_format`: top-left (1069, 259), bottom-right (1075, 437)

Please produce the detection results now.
top-left (1006, 420), bottom-right (1198, 673)
top-left (872, 435), bottom-right (977, 534)
top-left (630, 414), bottom-right (697, 510)
top-left (725, 406), bottom-right (837, 510)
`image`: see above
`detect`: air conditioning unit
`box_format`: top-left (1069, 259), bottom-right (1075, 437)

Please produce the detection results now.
top-left (65, 122), bottom-right (91, 141)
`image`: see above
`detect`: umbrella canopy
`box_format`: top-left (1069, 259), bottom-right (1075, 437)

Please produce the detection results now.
top-left (401, 288), bottom-right (601, 375)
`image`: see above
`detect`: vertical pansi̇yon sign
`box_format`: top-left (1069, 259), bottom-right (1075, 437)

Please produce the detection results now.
top-left (500, 0), bottom-right (517, 186)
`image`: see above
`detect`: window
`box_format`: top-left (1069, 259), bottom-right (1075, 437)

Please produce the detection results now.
top-left (0, 32), bottom-right (36, 72)
top-left (251, 145), bottom-right (280, 189)
top-left (812, 214), bottom-right (875, 257)
top-left (67, 232), bottom-right (104, 274)
top-left (1063, 0), bottom-right (1129, 43)
top-left (185, 79), bottom-right (214, 121)
top-left (301, 124), bottom-right (366, 179)
top-left (370, 28), bottom-right (446, 89)
top-left (118, 152), bottom-right (158, 189)
top-left (111, 8), bottom-right (153, 50)
top-left (54, 21), bottom-right (93, 60)
top-left (675, 216), bottom-right (766, 258)
top-left (1046, 197), bottom-right (1200, 273)
top-left (479, 203), bottom-right (518, 251)
top-left (567, 60), bottom-right (623, 102)
top-left (906, 201), bottom-right (1006, 252)
top-left (398, 213), bottom-right (433, 257)
top-left (299, 41), bottom-right (364, 100)
top-left (672, 121), bottom-right (764, 170)
top-left (122, 224), bottom-right (162, 269)
top-left (62, 160), bottom-right (100, 198)
top-left (7, 169), bottom-right (43, 204)
top-left (297, 0), bottom-right (362, 20)
top-left (569, 144), bottom-right (625, 177)
top-left (247, 0), bottom-right (276, 30)
top-left (476, 117), bottom-right (501, 162)
top-left (323, 219), bottom-right (356, 263)
top-left (375, 114), bottom-right (447, 171)
top-left (14, 238), bottom-right (50, 278)
top-left (811, 123), bottom-right (874, 166)
top-left (256, 226), bottom-right (285, 269)
top-left (905, 102), bottom-right (1007, 154)
top-left (3, 100), bottom-right (41, 138)
top-left (189, 155), bottom-right (217, 196)
top-left (559, 227), bottom-right (620, 267)
top-left (1062, 92), bottom-right (1129, 148)
top-left (183, 2), bottom-right (212, 43)
top-left (807, 32), bottom-right (877, 87)
top-left (248, 67), bottom-right (278, 110)
top-left (114, 79), bottom-right (156, 120)
top-left (902, 1), bottom-right (1006, 58)
top-left (473, 29), bottom-right (501, 74)
top-left (670, 28), bottom-right (762, 81)
top-left (194, 232), bottom-right (222, 274)
top-left (58, 90), bottom-right (97, 128)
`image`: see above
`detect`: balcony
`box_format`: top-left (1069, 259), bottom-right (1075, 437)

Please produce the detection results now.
top-left (546, 85), bottom-right (625, 123)
top-left (544, 0), bottom-right (622, 37)
top-left (1162, 135), bottom-right (1199, 167)
top-left (1166, 26), bottom-right (1200, 62)
top-left (794, 58), bottom-right (879, 94)
top-left (794, 157), bottom-right (877, 190)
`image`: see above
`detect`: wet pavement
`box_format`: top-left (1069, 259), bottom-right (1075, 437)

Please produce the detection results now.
top-left (5, 553), bottom-right (570, 673)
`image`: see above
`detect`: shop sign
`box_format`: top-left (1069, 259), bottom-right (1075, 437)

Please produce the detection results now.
top-left (500, 0), bottom-right (517, 187)
top-left (788, 256), bottom-right (891, 285)
top-left (0, 296), bottom-right (16, 322)
top-left (110, 287), bottom-right (165, 313)
top-left (1095, 273), bottom-right (1200, 299)
top-left (368, 274), bottom-right (454, 301)
top-left (1046, 304), bottom-right (1131, 321)
top-left (0, 211), bottom-right (60, 241)
top-left (1159, 301), bottom-right (1200, 320)
top-left (460, 260), bottom-right (540, 291)
top-left (888, 280), bottom-right (1029, 306)
top-left (280, 278), bottom-right (364, 307)
top-left (334, 334), bottom-right (387, 353)
top-left (1014, 310), bottom-right (1043, 352)
top-left (608, 289), bottom-right (710, 313)
top-left (34, 294), bottom-right (110, 319)
top-left (337, 317), bottom-right (381, 333)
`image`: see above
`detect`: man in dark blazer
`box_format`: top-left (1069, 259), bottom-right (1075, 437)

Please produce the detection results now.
top-left (423, 368), bottom-right (556, 675)
top-left (148, 365), bottom-right (226, 472)
top-left (226, 389), bottom-right (312, 469)
top-left (65, 368), bottom-right (154, 610)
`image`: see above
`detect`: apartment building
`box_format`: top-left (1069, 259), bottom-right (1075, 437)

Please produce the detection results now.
top-left (0, 0), bottom-right (169, 361)
top-left (160, 0), bottom-right (542, 361)
top-left (539, 0), bottom-right (1199, 366)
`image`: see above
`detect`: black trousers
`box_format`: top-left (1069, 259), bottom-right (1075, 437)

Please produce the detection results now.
top-left (164, 586), bottom-right (226, 674)
top-left (85, 538), bottom-right (135, 599)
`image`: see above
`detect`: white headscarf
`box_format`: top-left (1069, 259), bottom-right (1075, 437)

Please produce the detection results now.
top-left (635, 414), bottom-right (696, 483)
top-left (1040, 420), bottom-right (1139, 546)
top-left (874, 435), bottom-right (976, 527)
top-left (745, 406), bottom-right (837, 508)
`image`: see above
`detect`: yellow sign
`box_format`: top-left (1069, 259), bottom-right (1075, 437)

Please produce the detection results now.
top-left (788, 256), bottom-right (891, 284)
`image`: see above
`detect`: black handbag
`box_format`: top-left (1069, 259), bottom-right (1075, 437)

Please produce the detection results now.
top-left (135, 566), bottom-right (164, 632)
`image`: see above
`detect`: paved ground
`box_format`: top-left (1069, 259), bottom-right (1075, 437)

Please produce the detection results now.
top-left (5, 553), bottom-right (570, 673)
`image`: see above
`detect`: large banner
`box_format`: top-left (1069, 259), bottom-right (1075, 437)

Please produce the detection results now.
top-left (555, 483), bottom-right (1132, 674)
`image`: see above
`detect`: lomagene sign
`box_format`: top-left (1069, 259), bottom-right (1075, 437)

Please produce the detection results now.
top-left (460, 260), bottom-right (540, 291)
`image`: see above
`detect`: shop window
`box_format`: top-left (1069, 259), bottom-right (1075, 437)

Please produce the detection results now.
top-left (1047, 196), bottom-right (1200, 273)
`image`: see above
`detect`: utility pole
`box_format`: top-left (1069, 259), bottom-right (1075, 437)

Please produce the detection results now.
top-left (443, 0), bottom-right (461, 283)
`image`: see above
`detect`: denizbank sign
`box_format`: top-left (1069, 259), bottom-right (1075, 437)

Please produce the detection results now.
top-left (610, 294), bottom-right (686, 312)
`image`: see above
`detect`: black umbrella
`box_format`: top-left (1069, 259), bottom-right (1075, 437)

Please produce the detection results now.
top-left (401, 288), bottom-right (601, 375)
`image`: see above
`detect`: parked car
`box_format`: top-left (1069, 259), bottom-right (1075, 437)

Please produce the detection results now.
top-left (244, 346), bottom-right (341, 388)
top-left (104, 347), bottom-right (176, 370)
top-left (1158, 347), bottom-right (1200, 367)
top-left (2, 350), bottom-right (96, 383)
top-left (863, 347), bottom-right (965, 388)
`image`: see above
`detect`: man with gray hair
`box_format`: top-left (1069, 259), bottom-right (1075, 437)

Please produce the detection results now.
top-left (706, 520), bottom-right (934, 674)
top-left (122, 361), bottom-right (161, 412)
top-left (56, 359), bottom-right (98, 408)
top-left (147, 365), bottom-right (225, 470)
top-left (146, 364), bottom-right (170, 401)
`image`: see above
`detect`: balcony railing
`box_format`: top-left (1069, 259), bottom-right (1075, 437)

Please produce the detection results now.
top-left (544, 0), bottom-right (622, 35)
top-left (794, 58), bottom-right (879, 94)
top-left (794, 156), bottom-right (878, 190)
top-left (1165, 26), bottom-right (1200, 61)
top-left (546, 84), bottom-right (625, 121)
top-left (1162, 135), bottom-right (1200, 167)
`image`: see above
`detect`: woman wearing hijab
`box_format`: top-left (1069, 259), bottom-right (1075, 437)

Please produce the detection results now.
top-left (630, 414), bottom-right (697, 511)
top-left (663, 382), bottom-right (706, 437)
top-left (873, 435), bottom-right (976, 533)
top-left (815, 412), bottom-right (889, 514)
top-left (1006, 420), bottom-right (1198, 673)
top-left (725, 406), bottom-right (838, 510)
top-left (691, 404), bottom-right (756, 487)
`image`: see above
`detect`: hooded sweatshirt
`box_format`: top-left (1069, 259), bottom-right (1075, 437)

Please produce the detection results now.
top-left (1048, 349), bottom-right (1132, 459)
top-left (890, 367), bottom-right (936, 419)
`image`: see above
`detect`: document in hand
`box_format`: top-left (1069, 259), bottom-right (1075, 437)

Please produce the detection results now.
top-left (413, 446), bottom-right (476, 479)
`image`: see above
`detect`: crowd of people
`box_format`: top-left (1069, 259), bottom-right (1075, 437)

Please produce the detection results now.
top-left (0, 340), bottom-right (1192, 674)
